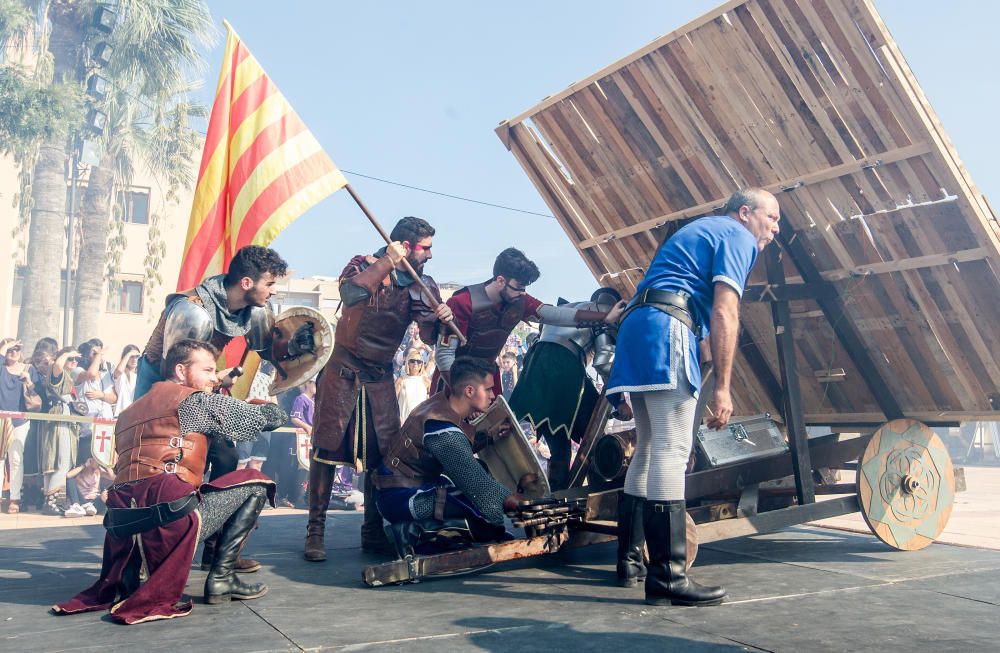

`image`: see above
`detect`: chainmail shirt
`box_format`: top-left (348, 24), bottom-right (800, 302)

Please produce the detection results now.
top-left (177, 392), bottom-right (287, 443)
top-left (411, 422), bottom-right (511, 525)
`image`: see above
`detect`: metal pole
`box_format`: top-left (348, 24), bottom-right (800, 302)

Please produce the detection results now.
top-left (62, 144), bottom-right (79, 347)
top-left (344, 183), bottom-right (466, 345)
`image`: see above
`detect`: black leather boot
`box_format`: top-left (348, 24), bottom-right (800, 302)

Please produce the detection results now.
top-left (304, 461), bottom-right (336, 561)
top-left (360, 472), bottom-right (395, 556)
top-left (644, 500), bottom-right (725, 606)
top-left (204, 492), bottom-right (269, 604)
top-left (616, 493), bottom-right (646, 587)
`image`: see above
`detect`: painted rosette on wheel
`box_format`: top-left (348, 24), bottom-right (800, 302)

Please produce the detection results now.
top-left (857, 418), bottom-right (955, 551)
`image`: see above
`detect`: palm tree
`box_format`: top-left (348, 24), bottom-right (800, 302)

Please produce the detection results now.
top-left (71, 0), bottom-right (214, 342)
top-left (16, 0), bottom-right (88, 349)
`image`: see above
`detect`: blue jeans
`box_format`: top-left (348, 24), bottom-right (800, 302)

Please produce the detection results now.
top-left (133, 356), bottom-right (163, 400)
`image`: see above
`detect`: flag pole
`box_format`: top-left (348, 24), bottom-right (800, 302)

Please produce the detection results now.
top-left (344, 184), bottom-right (467, 346)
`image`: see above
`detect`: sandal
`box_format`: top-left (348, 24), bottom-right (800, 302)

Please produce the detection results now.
top-left (7, 500), bottom-right (20, 514)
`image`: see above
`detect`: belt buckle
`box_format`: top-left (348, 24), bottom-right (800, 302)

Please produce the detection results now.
top-left (163, 462), bottom-right (178, 474)
top-left (169, 436), bottom-right (184, 448)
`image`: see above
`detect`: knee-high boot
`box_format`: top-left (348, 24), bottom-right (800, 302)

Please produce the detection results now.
top-left (616, 493), bottom-right (646, 587)
top-left (204, 493), bottom-right (268, 604)
top-left (304, 461), bottom-right (336, 562)
top-left (644, 500), bottom-right (725, 606)
top-left (360, 471), bottom-right (394, 556)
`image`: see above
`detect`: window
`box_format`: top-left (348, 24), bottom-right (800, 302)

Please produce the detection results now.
top-left (117, 188), bottom-right (151, 224)
top-left (12, 267), bottom-right (70, 305)
top-left (107, 281), bottom-right (144, 314)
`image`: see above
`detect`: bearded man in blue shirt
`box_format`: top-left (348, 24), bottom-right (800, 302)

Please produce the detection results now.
top-left (606, 188), bottom-right (780, 606)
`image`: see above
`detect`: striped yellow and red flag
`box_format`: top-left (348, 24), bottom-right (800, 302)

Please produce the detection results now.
top-left (178, 22), bottom-right (346, 289)
top-left (178, 22), bottom-right (347, 396)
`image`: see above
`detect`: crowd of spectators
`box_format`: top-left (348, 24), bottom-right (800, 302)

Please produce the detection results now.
top-left (1, 322), bottom-right (548, 520)
top-left (0, 336), bottom-right (139, 517)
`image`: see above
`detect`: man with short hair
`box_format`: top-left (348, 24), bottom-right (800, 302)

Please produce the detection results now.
top-left (606, 188), bottom-right (779, 606)
top-left (434, 247), bottom-right (625, 392)
top-left (306, 216), bottom-right (454, 561)
top-left (375, 357), bottom-right (524, 552)
top-left (53, 339), bottom-right (287, 624)
top-left (134, 244), bottom-right (289, 399)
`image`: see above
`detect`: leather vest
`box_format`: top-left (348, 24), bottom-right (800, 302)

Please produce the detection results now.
top-left (376, 392), bottom-right (475, 489)
top-left (336, 265), bottom-right (440, 367)
top-left (143, 290), bottom-right (232, 364)
top-left (113, 381), bottom-right (210, 486)
top-left (456, 282), bottom-right (525, 361)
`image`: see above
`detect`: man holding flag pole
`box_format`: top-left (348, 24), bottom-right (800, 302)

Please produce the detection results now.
top-left (142, 20), bottom-right (461, 566)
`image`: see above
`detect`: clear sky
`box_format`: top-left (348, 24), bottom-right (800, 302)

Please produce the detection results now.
top-left (194, 1), bottom-right (997, 304)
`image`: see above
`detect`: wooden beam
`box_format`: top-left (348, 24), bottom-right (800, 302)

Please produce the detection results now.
top-left (778, 227), bottom-right (906, 421)
top-left (576, 142), bottom-right (932, 250)
top-left (766, 245), bottom-right (816, 505)
top-left (696, 495), bottom-right (859, 544)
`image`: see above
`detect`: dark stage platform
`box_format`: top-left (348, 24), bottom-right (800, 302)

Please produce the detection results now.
top-left (2, 511), bottom-right (998, 652)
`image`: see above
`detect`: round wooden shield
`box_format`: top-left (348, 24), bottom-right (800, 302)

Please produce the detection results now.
top-left (856, 419), bottom-right (955, 551)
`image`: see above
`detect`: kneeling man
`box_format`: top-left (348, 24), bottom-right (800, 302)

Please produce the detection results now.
top-left (53, 339), bottom-right (287, 624)
top-left (375, 357), bottom-right (522, 551)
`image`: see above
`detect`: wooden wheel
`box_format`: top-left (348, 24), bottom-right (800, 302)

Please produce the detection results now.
top-left (857, 419), bottom-right (955, 551)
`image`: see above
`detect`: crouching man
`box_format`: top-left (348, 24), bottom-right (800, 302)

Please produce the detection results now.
top-left (374, 357), bottom-right (523, 555)
top-left (52, 339), bottom-right (287, 624)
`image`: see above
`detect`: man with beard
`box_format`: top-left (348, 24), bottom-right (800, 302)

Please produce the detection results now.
top-left (305, 216), bottom-right (454, 561)
top-left (134, 244), bottom-right (288, 574)
top-left (53, 339), bottom-right (286, 624)
top-left (433, 248), bottom-right (625, 393)
top-left (134, 245), bottom-right (288, 399)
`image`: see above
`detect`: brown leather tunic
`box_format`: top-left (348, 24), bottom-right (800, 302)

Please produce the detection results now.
top-left (113, 382), bottom-right (209, 486)
top-left (312, 254), bottom-right (442, 465)
top-left (455, 282), bottom-right (525, 362)
top-left (142, 290), bottom-right (232, 365)
top-left (375, 392), bottom-right (475, 489)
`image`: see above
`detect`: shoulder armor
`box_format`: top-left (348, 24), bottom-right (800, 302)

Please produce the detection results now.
top-left (246, 305), bottom-right (276, 352)
top-left (162, 297), bottom-right (213, 360)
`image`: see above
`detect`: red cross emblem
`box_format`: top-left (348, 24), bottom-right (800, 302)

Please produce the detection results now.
top-left (95, 429), bottom-right (113, 453)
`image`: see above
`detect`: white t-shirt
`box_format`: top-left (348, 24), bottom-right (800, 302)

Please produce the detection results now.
top-left (114, 370), bottom-right (137, 416)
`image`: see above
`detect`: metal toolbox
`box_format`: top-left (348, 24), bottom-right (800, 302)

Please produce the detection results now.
top-left (694, 414), bottom-right (788, 468)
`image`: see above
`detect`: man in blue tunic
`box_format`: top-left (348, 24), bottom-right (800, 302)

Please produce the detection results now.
top-left (606, 188), bottom-right (780, 606)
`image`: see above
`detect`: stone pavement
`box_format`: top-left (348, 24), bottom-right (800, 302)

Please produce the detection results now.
top-left (2, 506), bottom-right (999, 652)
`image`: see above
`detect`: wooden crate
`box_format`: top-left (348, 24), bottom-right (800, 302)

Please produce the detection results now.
top-left (497, 0), bottom-right (1000, 426)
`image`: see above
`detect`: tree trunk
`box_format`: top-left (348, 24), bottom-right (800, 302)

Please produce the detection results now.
top-left (16, 2), bottom-right (86, 350)
top-left (72, 154), bottom-right (115, 343)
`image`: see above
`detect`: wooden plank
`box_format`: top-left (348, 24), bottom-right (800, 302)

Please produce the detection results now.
top-left (578, 143), bottom-right (931, 249)
top-left (820, 247), bottom-right (989, 281)
top-left (497, 0), bottom-right (1000, 423)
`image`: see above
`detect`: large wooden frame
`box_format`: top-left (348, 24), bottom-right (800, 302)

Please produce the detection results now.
top-left (497, 0), bottom-right (1000, 426)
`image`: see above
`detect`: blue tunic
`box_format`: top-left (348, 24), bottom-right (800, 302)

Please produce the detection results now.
top-left (606, 216), bottom-right (758, 398)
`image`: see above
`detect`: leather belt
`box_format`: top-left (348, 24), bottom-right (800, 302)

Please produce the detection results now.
top-left (620, 288), bottom-right (702, 338)
top-left (103, 492), bottom-right (200, 539)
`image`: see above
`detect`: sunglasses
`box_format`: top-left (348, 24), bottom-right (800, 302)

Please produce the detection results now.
top-left (407, 360), bottom-right (423, 365)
